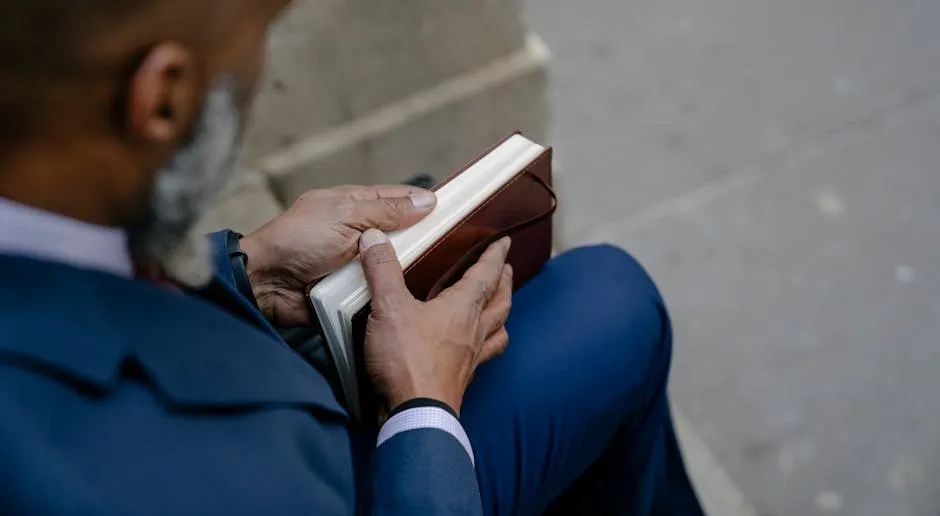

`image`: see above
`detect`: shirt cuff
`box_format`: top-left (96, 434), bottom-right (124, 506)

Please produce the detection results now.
top-left (376, 406), bottom-right (475, 467)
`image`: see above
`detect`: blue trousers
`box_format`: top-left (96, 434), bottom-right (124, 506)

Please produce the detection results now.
top-left (461, 245), bottom-right (703, 515)
top-left (353, 245), bottom-right (703, 515)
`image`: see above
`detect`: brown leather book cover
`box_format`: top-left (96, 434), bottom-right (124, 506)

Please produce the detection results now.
top-left (406, 139), bottom-right (554, 299)
top-left (347, 133), bottom-right (556, 421)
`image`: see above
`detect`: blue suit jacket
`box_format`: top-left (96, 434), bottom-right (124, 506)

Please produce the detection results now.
top-left (0, 232), bottom-right (482, 515)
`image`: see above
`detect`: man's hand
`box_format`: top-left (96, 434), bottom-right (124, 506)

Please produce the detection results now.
top-left (359, 229), bottom-right (513, 416)
top-left (240, 186), bottom-right (437, 326)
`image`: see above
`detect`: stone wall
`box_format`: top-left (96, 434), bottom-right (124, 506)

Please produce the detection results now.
top-left (196, 0), bottom-right (552, 237)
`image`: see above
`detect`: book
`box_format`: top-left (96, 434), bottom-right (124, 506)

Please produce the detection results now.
top-left (307, 133), bottom-right (555, 420)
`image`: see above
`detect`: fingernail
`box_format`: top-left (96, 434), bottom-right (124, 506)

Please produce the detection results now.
top-left (409, 191), bottom-right (437, 210)
top-left (360, 229), bottom-right (390, 252)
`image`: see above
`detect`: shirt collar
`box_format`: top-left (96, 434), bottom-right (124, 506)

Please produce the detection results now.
top-left (0, 196), bottom-right (133, 277)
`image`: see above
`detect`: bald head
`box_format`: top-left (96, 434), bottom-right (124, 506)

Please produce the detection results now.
top-left (0, 0), bottom-right (281, 147)
top-left (1, 2), bottom-right (184, 141)
top-left (0, 0), bottom-right (291, 223)
top-left (0, 0), bottom-right (292, 284)
top-left (1, 1), bottom-right (165, 71)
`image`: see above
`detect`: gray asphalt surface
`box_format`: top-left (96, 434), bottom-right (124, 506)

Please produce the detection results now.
top-left (525, 1), bottom-right (940, 514)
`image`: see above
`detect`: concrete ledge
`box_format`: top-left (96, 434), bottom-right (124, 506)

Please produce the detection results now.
top-left (549, 158), bottom-right (571, 251)
top-left (674, 408), bottom-right (759, 516)
top-left (243, 0), bottom-right (529, 164)
top-left (259, 33), bottom-right (551, 203)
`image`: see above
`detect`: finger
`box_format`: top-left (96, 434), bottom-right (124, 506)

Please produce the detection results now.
top-left (346, 185), bottom-right (433, 200)
top-left (480, 265), bottom-right (513, 336)
top-left (359, 229), bottom-right (413, 313)
top-left (342, 188), bottom-right (437, 232)
top-left (451, 237), bottom-right (512, 309)
top-left (478, 327), bottom-right (510, 365)
top-left (294, 185), bottom-right (432, 204)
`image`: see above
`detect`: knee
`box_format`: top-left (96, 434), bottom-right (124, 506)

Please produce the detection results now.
top-left (572, 245), bottom-right (673, 392)
top-left (550, 244), bottom-right (665, 306)
top-left (536, 244), bottom-right (673, 368)
top-left (515, 244), bottom-right (673, 403)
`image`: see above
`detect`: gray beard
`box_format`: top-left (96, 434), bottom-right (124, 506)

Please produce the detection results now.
top-left (129, 80), bottom-right (243, 288)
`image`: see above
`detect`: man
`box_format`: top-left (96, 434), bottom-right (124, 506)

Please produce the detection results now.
top-left (0, 1), bottom-right (703, 514)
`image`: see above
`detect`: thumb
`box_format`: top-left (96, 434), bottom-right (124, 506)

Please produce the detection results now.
top-left (353, 190), bottom-right (437, 232)
top-left (360, 229), bottom-right (413, 312)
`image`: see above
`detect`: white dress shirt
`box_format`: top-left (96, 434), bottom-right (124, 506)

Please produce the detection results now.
top-left (0, 197), bottom-right (133, 277)
top-left (0, 196), bottom-right (473, 464)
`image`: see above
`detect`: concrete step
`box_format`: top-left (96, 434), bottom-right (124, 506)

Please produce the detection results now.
top-left (674, 408), bottom-right (759, 516)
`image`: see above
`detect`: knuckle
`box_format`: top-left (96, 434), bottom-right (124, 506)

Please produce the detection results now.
top-left (446, 282), bottom-right (486, 313)
top-left (383, 197), bottom-right (412, 217)
top-left (334, 198), bottom-right (357, 220)
top-left (499, 278), bottom-right (513, 297)
top-left (503, 265), bottom-right (514, 282)
top-left (468, 280), bottom-right (489, 305)
top-left (296, 188), bottom-right (329, 205)
top-left (499, 298), bottom-right (512, 318)
top-left (373, 295), bottom-right (409, 315)
top-left (334, 185), bottom-right (362, 196)
top-left (461, 294), bottom-right (485, 318)
top-left (495, 331), bottom-right (510, 353)
top-left (449, 290), bottom-right (478, 312)
top-left (469, 266), bottom-right (496, 290)
top-left (362, 245), bottom-right (398, 268)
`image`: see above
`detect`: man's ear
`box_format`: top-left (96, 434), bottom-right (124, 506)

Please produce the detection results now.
top-left (126, 42), bottom-right (203, 145)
